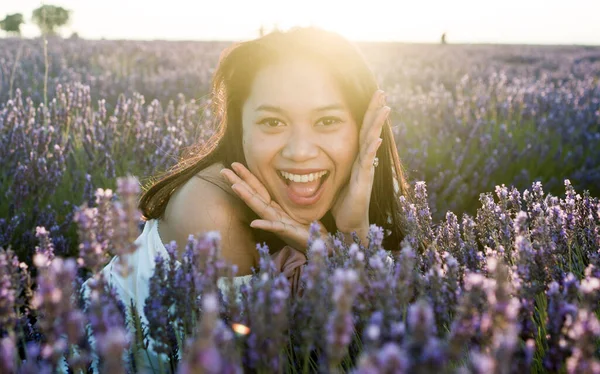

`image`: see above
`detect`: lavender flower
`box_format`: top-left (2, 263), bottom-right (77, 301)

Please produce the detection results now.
top-left (392, 240), bottom-right (421, 309)
top-left (32, 256), bottom-right (89, 370)
top-left (179, 293), bottom-right (241, 374)
top-left (353, 342), bottom-right (410, 374)
top-left (73, 188), bottom-right (114, 273)
top-left (0, 247), bottom-right (31, 335)
top-left (112, 175), bottom-right (142, 277)
top-left (85, 275), bottom-right (130, 373)
top-left (543, 280), bottom-right (578, 372)
top-left (403, 299), bottom-right (447, 373)
top-left (34, 226), bottom-right (55, 263)
top-left (144, 252), bottom-right (178, 359)
top-left (241, 242), bottom-right (291, 372)
top-left (580, 264), bottom-right (600, 309)
top-left (461, 214), bottom-right (484, 272)
top-left (0, 335), bottom-right (16, 373)
top-left (398, 195), bottom-right (420, 251)
top-left (565, 308), bottom-right (600, 374)
top-left (326, 268), bottom-right (359, 370)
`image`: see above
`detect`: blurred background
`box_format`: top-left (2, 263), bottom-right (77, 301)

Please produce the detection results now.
top-left (1, 0), bottom-right (600, 44)
top-left (0, 1), bottom-right (599, 259)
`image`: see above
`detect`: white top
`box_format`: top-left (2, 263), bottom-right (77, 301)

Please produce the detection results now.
top-left (99, 218), bottom-right (253, 322)
top-left (59, 219), bottom-right (253, 373)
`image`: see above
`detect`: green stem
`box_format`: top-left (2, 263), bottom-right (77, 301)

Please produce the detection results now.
top-left (301, 346), bottom-right (310, 374)
top-left (158, 353), bottom-right (165, 374)
top-left (286, 332), bottom-right (298, 374)
top-left (43, 26), bottom-right (48, 108)
top-left (8, 39), bottom-right (24, 101)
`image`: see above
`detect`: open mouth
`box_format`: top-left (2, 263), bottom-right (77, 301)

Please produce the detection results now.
top-left (276, 169), bottom-right (331, 205)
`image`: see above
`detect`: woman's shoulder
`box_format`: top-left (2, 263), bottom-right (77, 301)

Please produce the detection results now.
top-left (169, 162), bottom-right (247, 215)
top-left (159, 162), bottom-right (254, 249)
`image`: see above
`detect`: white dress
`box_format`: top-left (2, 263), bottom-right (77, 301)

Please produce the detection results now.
top-left (59, 218), bottom-right (253, 373)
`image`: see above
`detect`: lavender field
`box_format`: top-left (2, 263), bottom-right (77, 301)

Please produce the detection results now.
top-left (1, 37), bottom-right (600, 373)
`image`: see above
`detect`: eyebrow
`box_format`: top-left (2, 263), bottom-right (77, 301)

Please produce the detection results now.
top-left (254, 103), bottom-right (345, 113)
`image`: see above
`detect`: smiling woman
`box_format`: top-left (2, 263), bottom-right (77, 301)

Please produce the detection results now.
top-left (138, 26), bottom-right (413, 268)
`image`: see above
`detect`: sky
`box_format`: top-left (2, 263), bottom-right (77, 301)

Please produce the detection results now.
top-left (1, 0), bottom-right (599, 45)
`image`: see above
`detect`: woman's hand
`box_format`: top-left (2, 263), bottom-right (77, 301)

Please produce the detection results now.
top-left (331, 90), bottom-right (390, 243)
top-left (220, 162), bottom-right (329, 253)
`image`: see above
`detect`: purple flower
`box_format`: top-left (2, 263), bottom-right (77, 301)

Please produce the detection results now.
top-left (565, 308), bottom-right (600, 374)
top-left (0, 247), bottom-right (31, 334)
top-left (392, 241), bottom-right (421, 308)
top-left (353, 342), bottom-right (409, 374)
top-left (241, 242), bottom-right (292, 372)
top-left (543, 280), bottom-right (578, 371)
top-left (461, 214), bottom-right (484, 272)
top-left (398, 196), bottom-right (420, 250)
top-left (0, 335), bottom-right (16, 373)
top-left (144, 252), bottom-right (178, 358)
top-left (179, 293), bottom-right (242, 374)
top-left (73, 195), bottom-right (111, 273)
top-left (111, 175), bottom-right (142, 277)
top-left (29, 254), bottom-right (94, 371)
top-left (403, 300), bottom-right (447, 373)
top-left (34, 226), bottom-right (55, 263)
top-left (326, 268), bottom-right (359, 369)
top-left (85, 274), bottom-right (129, 373)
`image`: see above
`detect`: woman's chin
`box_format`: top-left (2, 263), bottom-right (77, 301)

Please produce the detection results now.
top-left (282, 205), bottom-right (328, 226)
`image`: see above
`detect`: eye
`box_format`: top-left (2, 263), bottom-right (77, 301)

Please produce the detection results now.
top-left (258, 118), bottom-right (285, 128)
top-left (318, 116), bottom-right (343, 127)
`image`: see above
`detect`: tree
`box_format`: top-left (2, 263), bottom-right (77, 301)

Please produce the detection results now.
top-left (0, 13), bottom-right (25, 36)
top-left (32, 5), bottom-right (70, 36)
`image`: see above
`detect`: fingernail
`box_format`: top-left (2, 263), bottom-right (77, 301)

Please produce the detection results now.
top-left (371, 138), bottom-right (383, 153)
top-left (380, 92), bottom-right (386, 107)
top-left (374, 90), bottom-right (383, 105)
top-left (382, 106), bottom-right (391, 117)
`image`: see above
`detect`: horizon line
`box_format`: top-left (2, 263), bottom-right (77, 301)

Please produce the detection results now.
top-left (2, 35), bottom-right (599, 47)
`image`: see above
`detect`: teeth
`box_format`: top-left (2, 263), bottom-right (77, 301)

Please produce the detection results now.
top-left (280, 170), bottom-right (328, 183)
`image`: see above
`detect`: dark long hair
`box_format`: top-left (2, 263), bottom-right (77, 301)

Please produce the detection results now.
top-left (139, 26), bottom-right (413, 253)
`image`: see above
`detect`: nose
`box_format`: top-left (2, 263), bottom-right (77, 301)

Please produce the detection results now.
top-left (280, 126), bottom-right (320, 162)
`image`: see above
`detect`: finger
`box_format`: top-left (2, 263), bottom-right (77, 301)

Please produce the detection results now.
top-left (250, 219), bottom-right (304, 243)
top-left (230, 182), bottom-right (277, 220)
top-left (359, 90), bottom-right (384, 140)
top-left (230, 182), bottom-right (297, 229)
top-left (230, 162), bottom-right (272, 203)
top-left (360, 106), bottom-right (389, 157)
top-left (251, 219), bottom-right (289, 233)
top-left (220, 168), bottom-right (243, 186)
top-left (358, 137), bottom-right (383, 171)
top-left (270, 200), bottom-right (284, 211)
top-left (360, 90), bottom-right (386, 140)
top-left (220, 168), bottom-right (272, 209)
top-left (369, 106), bottom-right (390, 141)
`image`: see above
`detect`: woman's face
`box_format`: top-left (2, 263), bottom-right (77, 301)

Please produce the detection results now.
top-left (241, 58), bottom-right (359, 225)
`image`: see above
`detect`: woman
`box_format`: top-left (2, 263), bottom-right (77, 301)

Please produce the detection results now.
top-left (139, 26), bottom-right (411, 277)
top-left (70, 26), bottom-right (413, 373)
